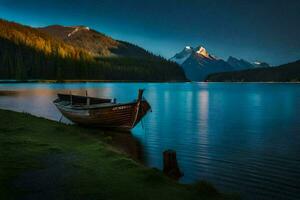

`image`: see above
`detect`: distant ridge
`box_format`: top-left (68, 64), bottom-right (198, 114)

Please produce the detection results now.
top-left (227, 56), bottom-right (254, 70)
top-left (206, 60), bottom-right (300, 82)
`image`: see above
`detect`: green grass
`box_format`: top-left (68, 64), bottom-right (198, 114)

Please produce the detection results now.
top-left (0, 109), bottom-right (239, 200)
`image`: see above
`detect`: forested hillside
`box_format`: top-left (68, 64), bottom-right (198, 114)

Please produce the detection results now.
top-left (0, 19), bottom-right (187, 81)
top-left (39, 25), bottom-right (157, 58)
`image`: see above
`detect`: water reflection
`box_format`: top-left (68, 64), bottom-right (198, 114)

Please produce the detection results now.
top-left (1, 82), bottom-right (300, 200)
top-left (108, 131), bottom-right (145, 163)
top-left (198, 90), bottom-right (209, 143)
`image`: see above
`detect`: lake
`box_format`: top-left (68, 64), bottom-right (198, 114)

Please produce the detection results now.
top-left (0, 82), bottom-right (300, 200)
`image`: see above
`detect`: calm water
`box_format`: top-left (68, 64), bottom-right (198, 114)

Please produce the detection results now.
top-left (0, 82), bottom-right (300, 200)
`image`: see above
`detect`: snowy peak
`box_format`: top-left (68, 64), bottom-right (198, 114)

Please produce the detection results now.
top-left (170, 46), bottom-right (194, 65)
top-left (195, 46), bottom-right (210, 58)
top-left (170, 45), bottom-right (215, 65)
top-left (183, 46), bottom-right (194, 53)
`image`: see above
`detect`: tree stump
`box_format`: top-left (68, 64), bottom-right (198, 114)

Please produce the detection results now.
top-left (163, 150), bottom-right (183, 180)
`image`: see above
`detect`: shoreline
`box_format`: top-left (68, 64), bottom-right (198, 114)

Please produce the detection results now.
top-left (0, 109), bottom-right (239, 200)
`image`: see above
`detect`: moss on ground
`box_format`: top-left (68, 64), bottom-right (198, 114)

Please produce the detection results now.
top-left (0, 109), bottom-right (239, 200)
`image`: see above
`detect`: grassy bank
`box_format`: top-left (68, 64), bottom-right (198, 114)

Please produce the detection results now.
top-left (0, 109), bottom-right (239, 200)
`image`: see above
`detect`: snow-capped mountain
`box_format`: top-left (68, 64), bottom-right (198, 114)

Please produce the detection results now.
top-left (171, 46), bottom-right (270, 81)
top-left (170, 46), bottom-right (234, 81)
top-left (170, 46), bottom-right (194, 65)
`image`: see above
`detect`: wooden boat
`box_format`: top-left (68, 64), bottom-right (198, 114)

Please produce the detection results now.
top-left (54, 89), bottom-right (151, 131)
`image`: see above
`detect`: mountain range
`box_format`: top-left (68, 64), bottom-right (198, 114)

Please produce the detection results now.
top-left (0, 19), bottom-right (186, 81)
top-left (170, 46), bottom-right (270, 81)
top-left (1, 18), bottom-right (298, 82)
top-left (206, 60), bottom-right (300, 82)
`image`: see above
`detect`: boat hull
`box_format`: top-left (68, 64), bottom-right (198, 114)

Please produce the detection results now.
top-left (55, 100), bottom-right (151, 131)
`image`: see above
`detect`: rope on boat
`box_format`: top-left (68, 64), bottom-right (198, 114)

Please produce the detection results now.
top-left (59, 114), bottom-right (63, 122)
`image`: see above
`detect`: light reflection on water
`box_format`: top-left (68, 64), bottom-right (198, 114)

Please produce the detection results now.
top-left (1, 82), bottom-right (300, 200)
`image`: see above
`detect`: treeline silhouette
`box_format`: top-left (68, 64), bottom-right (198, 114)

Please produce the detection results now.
top-left (206, 60), bottom-right (300, 82)
top-left (0, 19), bottom-right (186, 81)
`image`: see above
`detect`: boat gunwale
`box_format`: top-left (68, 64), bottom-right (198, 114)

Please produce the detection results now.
top-left (53, 99), bottom-right (145, 110)
top-left (57, 93), bottom-right (112, 102)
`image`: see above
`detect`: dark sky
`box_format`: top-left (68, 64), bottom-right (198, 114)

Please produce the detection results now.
top-left (0, 0), bottom-right (300, 65)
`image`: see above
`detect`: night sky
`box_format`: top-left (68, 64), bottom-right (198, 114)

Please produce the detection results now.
top-left (0, 0), bottom-right (300, 65)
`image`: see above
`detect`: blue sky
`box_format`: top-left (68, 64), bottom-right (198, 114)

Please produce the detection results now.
top-left (0, 0), bottom-right (300, 65)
